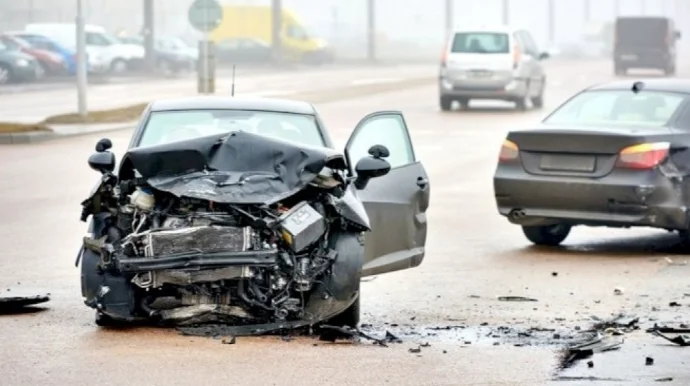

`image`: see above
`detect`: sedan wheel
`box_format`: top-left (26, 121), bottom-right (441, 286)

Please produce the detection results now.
top-left (522, 224), bottom-right (571, 246)
top-left (0, 65), bottom-right (11, 85)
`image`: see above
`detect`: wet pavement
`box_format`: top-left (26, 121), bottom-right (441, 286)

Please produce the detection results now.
top-left (2, 59), bottom-right (690, 385)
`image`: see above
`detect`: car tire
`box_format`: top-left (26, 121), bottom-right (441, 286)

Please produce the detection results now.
top-left (0, 64), bottom-right (12, 85)
top-left (323, 295), bottom-right (360, 328)
top-left (440, 96), bottom-right (453, 111)
top-left (515, 94), bottom-right (530, 111)
top-left (110, 59), bottom-right (128, 75)
top-left (94, 311), bottom-right (125, 327)
top-left (458, 98), bottom-right (470, 110)
top-left (522, 224), bottom-right (571, 246)
top-left (531, 79), bottom-right (545, 109)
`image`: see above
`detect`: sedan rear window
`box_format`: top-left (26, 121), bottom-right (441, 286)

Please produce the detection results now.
top-left (451, 32), bottom-right (510, 54)
top-left (543, 90), bottom-right (686, 127)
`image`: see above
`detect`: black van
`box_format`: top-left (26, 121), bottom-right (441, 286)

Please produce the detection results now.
top-left (613, 16), bottom-right (681, 76)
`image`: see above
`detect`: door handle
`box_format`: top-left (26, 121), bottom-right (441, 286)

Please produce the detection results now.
top-left (416, 177), bottom-right (428, 189)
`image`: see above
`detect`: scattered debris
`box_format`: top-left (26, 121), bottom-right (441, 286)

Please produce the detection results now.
top-left (222, 336), bottom-right (236, 345)
top-left (614, 287), bottom-right (624, 296)
top-left (591, 314), bottom-right (639, 331)
top-left (586, 360), bottom-right (594, 368)
top-left (552, 272), bottom-right (558, 277)
top-left (558, 329), bottom-right (624, 368)
top-left (647, 325), bottom-right (690, 334)
top-left (669, 301), bottom-right (681, 307)
top-left (408, 346), bottom-right (421, 353)
top-left (318, 325), bottom-right (390, 346)
top-left (646, 356), bottom-right (654, 366)
top-left (420, 342), bottom-right (431, 347)
top-left (384, 331), bottom-right (402, 344)
top-left (468, 295), bottom-right (481, 299)
top-left (498, 296), bottom-right (538, 302)
top-left (650, 330), bottom-right (690, 346)
top-left (0, 293), bottom-right (51, 314)
top-left (655, 377), bottom-right (673, 382)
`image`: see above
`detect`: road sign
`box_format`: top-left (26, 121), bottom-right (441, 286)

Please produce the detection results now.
top-left (188, 0), bottom-right (224, 33)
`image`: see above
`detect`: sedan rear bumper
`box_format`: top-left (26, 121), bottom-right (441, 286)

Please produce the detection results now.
top-left (494, 166), bottom-right (688, 229)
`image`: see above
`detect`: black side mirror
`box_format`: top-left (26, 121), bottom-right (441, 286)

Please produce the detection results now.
top-left (538, 52), bottom-right (550, 60)
top-left (88, 151), bottom-right (116, 174)
top-left (95, 138), bottom-right (112, 152)
top-left (353, 145), bottom-right (391, 190)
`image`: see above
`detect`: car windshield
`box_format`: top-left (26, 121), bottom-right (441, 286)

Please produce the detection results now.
top-left (543, 90), bottom-right (686, 127)
top-left (138, 109), bottom-right (325, 148)
top-left (451, 32), bottom-right (510, 54)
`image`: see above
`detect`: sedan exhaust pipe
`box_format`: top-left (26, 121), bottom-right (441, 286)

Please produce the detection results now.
top-left (509, 209), bottom-right (526, 221)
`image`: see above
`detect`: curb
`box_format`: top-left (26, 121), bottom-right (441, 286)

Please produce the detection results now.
top-left (0, 122), bottom-right (136, 145)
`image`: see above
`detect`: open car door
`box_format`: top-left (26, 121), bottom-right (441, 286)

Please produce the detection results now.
top-left (345, 111), bottom-right (430, 277)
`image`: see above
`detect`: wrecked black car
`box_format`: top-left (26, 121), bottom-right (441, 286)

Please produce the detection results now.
top-left (494, 79), bottom-right (690, 247)
top-left (76, 97), bottom-right (430, 330)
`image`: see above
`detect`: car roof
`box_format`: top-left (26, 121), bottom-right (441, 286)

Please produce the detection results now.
top-left (586, 79), bottom-right (690, 94)
top-left (148, 96), bottom-right (317, 114)
top-left (451, 25), bottom-right (517, 34)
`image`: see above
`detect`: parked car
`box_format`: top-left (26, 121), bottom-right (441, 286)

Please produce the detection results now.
top-left (119, 35), bottom-right (196, 75)
top-left (216, 37), bottom-right (273, 65)
top-left (0, 41), bottom-right (43, 84)
top-left (6, 31), bottom-right (77, 75)
top-left (25, 23), bottom-right (144, 74)
top-left (613, 16), bottom-right (680, 76)
top-left (0, 34), bottom-right (68, 76)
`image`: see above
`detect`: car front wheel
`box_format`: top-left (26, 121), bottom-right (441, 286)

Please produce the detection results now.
top-left (522, 224), bottom-right (571, 246)
top-left (440, 96), bottom-right (452, 111)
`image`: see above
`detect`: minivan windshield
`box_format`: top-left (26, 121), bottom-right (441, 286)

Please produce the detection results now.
top-left (543, 90), bottom-right (686, 127)
top-left (451, 32), bottom-right (510, 54)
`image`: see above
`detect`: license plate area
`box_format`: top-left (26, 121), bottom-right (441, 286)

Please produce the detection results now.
top-left (620, 54), bottom-right (638, 61)
top-left (469, 69), bottom-right (493, 78)
top-left (540, 154), bottom-right (596, 172)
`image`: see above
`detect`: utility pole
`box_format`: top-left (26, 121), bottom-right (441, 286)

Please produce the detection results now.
top-left (547, 0), bottom-right (555, 44)
top-left (76, 0), bottom-right (87, 117)
top-left (367, 0), bottom-right (375, 62)
top-left (143, 0), bottom-right (155, 72)
top-left (445, 0), bottom-right (453, 39)
top-left (271, 0), bottom-right (282, 63)
top-left (502, 0), bottom-right (509, 24)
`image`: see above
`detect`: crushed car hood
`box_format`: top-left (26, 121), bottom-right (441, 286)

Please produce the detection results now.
top-left (120, 131), bottom-right (346, 205)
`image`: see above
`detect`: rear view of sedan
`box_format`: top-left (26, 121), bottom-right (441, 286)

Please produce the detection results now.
top-left (493, 79), bottom-right (690, 246)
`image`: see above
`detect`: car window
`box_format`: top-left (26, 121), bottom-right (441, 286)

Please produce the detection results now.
top-left (543, 90), bottom-right (686, 127)
top-left (451, 32), bottom-right (510, 54)
top-left (86, 32), bottom-right (112, 46)
top-left (347, 114), bottom-right (415, 170)
top-left (138, 109), bottom-right (326, 149)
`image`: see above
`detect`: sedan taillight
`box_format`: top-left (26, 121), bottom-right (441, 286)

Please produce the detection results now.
top-left (615, 142), bottom-right (669, 170)
top-left (498, 139), bottom-right (519, 163)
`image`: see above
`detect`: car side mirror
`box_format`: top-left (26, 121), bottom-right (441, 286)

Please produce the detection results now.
top-left (538, 52), bottom-right (550, 60)
top-left (353, 145), bottom-right (391, 190)
top-left (88, 151), bottom-right (116, 174)
top-left (95, 137), bottom-right (112, 152)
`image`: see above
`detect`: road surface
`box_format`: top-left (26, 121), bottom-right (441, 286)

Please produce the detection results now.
top-left (1, 59), bottom-right (689, 385)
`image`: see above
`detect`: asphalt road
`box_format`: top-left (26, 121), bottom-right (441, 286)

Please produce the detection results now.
top-left (1, 59), bottom-right (690, 385)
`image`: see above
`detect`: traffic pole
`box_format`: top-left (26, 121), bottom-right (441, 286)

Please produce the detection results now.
top-left (271, 0), bottom-right (282, 63)
top-left (502, 0), bottom-right (509, 24)
top-left (367, 0), bottom-right (375, 62)
top-left (143, 0), bottom-right (155, 72)
top-left (76, 0), bottom-right (87, 117)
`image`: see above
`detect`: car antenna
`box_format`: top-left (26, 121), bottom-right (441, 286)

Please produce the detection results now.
top-left (632, 81), bottom-right (645, 94)
top-left (231, 64), bottom-right (236, 97)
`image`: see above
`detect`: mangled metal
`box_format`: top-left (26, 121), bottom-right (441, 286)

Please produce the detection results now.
top-left (77, 131), bottom-right (368, 328)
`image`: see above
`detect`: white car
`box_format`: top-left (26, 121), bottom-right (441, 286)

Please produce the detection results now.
top-left (25, 23), bottom-right (144, 74)
top-left (439, 25), bottom-right (550, 111)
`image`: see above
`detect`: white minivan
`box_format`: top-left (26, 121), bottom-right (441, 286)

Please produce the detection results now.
top-left (439, 25), bottom-right (550, 111)
top-left (25, 23), bottom-right (145, 74)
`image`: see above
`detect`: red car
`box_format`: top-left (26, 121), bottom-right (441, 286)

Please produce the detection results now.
top-left (0, 34), bottom-right (67, 75)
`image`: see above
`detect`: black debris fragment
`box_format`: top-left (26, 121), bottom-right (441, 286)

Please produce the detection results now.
top-left (646, 356), bottom-right (654, 366)
top-left (669, 301), bottom-right (681, 307)
top-left (222, 336), bottom-right (236, 345)
top-left (420, 342), bottom-right (431, 347)
top-left (591, 314), bottom-right (639, 331)
top-left (655, 377), bottom-right (673, 382)
top-left (558, 334), bottom-right (624, 369)
top-left (647, 324), bottom-right (690, 334)
top-left (587, 360), bottom-right (594, 368)
top-left (650, 330), bottom-right (690, 346)
top-left (384, 331), bottom-right (402, 344)
top-left (408, 346), bottom-right (421, 353)
top-left (0, 293), bottom-right (51, 314)
top-left (281, 335), bottom-right (293, 342)
top-left (552, 272), bottom-right (558, 277)
top-left (319, 325), bottom-right (390, 346)
top-left (498, 296), bottom-right (538, 302)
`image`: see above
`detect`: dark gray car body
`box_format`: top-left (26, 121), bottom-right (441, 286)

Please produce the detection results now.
top-left (494, 79), bottom-right (690, 232)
